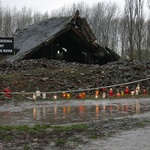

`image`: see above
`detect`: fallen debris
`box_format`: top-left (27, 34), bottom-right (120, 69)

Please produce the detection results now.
top-left (0, 59), bottom-right (150, 95)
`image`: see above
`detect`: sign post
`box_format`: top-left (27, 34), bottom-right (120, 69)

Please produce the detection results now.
top-left (0, 37), bottom-right (14, 55)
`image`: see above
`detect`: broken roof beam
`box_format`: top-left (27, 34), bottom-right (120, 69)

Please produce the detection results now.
top-left (105, 46), bottom-right (120, 61)
top-left (75, 17), bottom-right (96, 43)
top-left (70, 10), bottom-right (96, 43)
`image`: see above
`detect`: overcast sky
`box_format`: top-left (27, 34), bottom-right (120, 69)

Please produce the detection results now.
top-left (1, 0), bottom-right (125, 13)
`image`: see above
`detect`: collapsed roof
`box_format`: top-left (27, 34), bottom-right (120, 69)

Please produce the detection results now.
top-left (7, 10), bottom-right (120, 64)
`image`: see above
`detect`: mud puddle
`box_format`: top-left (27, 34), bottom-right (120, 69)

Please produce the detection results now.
top-left (0, 98), bottom-right (149, 126)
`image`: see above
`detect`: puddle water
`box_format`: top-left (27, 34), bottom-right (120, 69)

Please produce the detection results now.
top-left (0, 98), bottom-right (150, 126)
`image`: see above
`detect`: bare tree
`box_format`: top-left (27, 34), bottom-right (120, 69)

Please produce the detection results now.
top-left (33, 11), bottom-right (42, 23)
top-left (41, 11), bottom-right (49, 20)
top-left (135, 0), bottom-right (145, 61)
top-left (124, 0), bottom-right (137, 60)
top-left (89, 2), bottom-right (106, 45)
top-left (142, 20), bottom-right (150, 60)
top-left (143, 0), bottom-right (150, 60)
top-left (0, 0), bottom-right (3, 36)
top-left (109, 18), bottom-right (120, 53)
top-left (11, 7), bottom-right (24, 34)
top-left (33, 11), bottom-right (50, 24)
top-left (3, 6), bottom-right (12, 36)
top-left (70, 1), bottom-right (90, 17)
top-left (104, 3), bottom-right (119, 47)
top-left (89, 2), bottom-right (119, 50)
top-left (50, 5), bottom-right (72, 17)
top-left (50, 1), bottom-right (89, 18)
top-left (119, 17), bottom-right (126, 58)
top-left (17, 7), bottom-right (32, 29)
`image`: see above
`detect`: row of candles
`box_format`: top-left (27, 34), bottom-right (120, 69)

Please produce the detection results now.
top-left (33, 84), bottom-right (147, 100)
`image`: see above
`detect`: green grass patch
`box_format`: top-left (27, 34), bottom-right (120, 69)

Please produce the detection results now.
top-left (53, 124), bottom-right (88, 131)
top-left (143, 120), bottom-right (150, 123)
top-left (4, 135), bottom-right (12, 141)
top-left (55, 139), bottom-right (66, 146)
top-left (135, 122), bottom-right (146, 127)
top-left (0, 126), bottom-right (14, 131)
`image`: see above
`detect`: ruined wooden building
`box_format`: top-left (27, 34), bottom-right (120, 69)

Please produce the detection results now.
top-left (7, 10), bottom-right (120, 64)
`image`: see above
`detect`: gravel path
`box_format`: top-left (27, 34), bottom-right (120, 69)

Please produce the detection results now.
top-left (78, 126), bottom-right (150, 150)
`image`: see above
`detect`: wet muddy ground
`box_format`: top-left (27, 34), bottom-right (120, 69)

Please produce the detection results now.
top-left (0, 98), bottom-right (150, 150)
top-left (77, 126), bottom-right (150, 150)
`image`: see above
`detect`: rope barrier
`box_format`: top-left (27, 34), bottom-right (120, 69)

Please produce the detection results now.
top-left (0, 76), bottom-right (150, 95)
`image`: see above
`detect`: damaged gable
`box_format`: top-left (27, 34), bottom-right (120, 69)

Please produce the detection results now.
top-left (7, 10), bottom-right (120, 64)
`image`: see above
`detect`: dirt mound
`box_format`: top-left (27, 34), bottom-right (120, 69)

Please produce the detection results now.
top-left (0, 59), bottom-right (150, 95)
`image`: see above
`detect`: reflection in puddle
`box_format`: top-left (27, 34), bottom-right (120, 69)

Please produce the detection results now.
top-left (0, 100), bottom-right (149, 126)
top-left (32, 101), bottom-right (148, 123)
